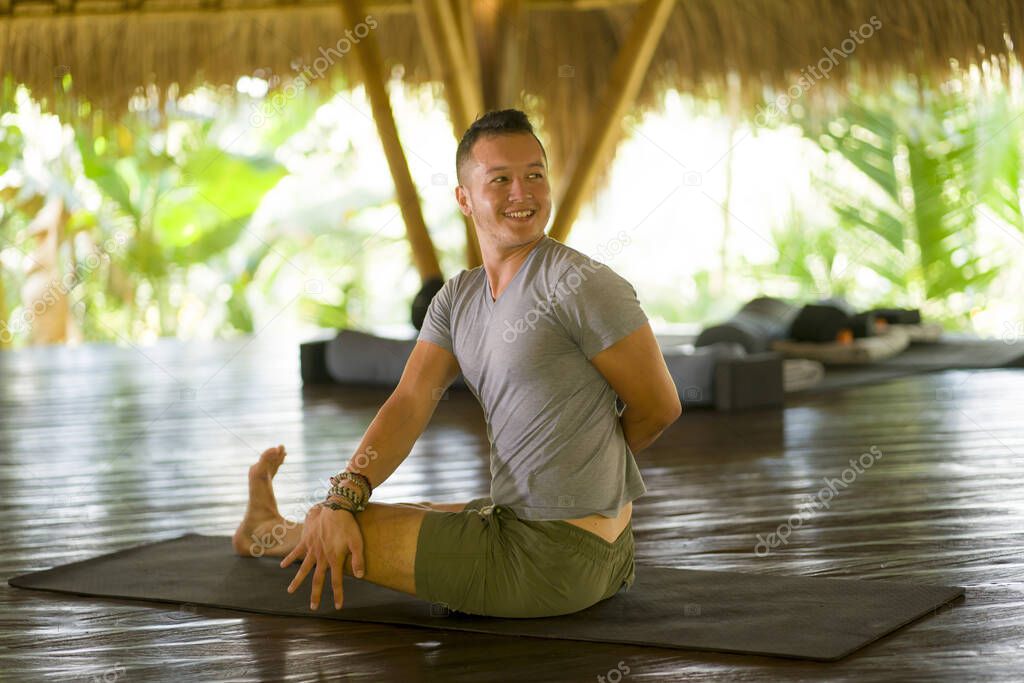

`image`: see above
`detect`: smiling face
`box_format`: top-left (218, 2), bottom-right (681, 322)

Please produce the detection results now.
top-left (455, 133), bottom-right (552, 251)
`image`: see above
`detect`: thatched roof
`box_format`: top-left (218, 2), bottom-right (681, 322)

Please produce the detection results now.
top-left (3, 0), bottom-right (1024, 190)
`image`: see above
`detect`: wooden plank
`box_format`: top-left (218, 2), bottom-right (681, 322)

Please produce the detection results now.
top-left (338, 0), bottom-right (442, 280)
top-left (1, 337), bottom-right (1020, 678)
top-left (548, 0), bottom-right (676, 242)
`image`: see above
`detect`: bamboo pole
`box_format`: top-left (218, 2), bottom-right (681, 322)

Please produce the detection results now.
top-left (411, 0), bottom-right (443, 84)
top-left (433, 0), bottom-right (483, 124)
top-left (476, 0), bottom-right (525, 110)
top-left (548, 0), bottom-right (676, 243)
top-left (448, 0), bottom-right (484, 268)
top-left (497, 0), bottom-right (526, 108)
top-left (337, 0), bottom-right (442, 280)
top-left (455, 0), bottom-right (482, 101)
top-left (0, 0), bottom-right (648, 19)
top-left (415, 0), bottom-right (483, 268)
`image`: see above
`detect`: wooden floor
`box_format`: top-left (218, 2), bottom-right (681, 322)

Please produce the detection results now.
top-left (1, 335), bottom-right (1022, 682)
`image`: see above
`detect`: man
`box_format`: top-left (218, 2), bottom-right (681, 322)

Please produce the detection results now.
top-left (233, 109), bottom-right (681, 617)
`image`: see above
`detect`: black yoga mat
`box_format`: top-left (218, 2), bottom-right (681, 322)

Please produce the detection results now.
top-left (8, 533), bottom-right (964, 662)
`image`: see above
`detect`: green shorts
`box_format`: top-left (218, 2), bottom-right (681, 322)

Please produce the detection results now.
top-left (414, 496), bottom-right (636, 618)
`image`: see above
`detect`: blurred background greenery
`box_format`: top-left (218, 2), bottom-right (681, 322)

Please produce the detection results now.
top-left (2, 64), bottom-right (1023, 349)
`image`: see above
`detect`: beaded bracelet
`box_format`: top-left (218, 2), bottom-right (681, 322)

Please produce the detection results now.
top-left (327, 483), bottom-right (366, 509)
top-left (325, 484), bottom-right (367, 512)
top-left (330, 471), bottom-right (373, 498)
top-left (328, 472), bottom-right (371, 507)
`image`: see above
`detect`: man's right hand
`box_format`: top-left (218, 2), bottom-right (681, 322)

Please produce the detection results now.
top-left (280, 503), bottom-right (366, 610)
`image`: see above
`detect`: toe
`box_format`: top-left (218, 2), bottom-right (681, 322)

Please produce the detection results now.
top-left (258, 446), bottom-right (285, 466)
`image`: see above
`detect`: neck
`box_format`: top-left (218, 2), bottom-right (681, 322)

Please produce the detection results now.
top-left (481, 233), bottom-right (546, 300)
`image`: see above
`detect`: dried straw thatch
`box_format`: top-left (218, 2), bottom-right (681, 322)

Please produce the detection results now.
top-left (3, 0), bottom-right (1024, 192)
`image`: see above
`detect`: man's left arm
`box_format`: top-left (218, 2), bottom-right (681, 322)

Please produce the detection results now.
top-left (589, 322), bottom-right (682, 455)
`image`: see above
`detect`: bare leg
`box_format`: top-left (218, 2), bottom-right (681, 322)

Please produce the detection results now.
top-left (233, 446), bottom-right (472, 597)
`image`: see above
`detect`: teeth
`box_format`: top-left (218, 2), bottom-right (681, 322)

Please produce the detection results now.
top-left (504, 210), bottom-right (534, 218)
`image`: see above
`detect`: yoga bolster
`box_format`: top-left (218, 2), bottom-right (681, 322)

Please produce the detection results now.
top-left (321, 329), bottom-right (465, 388)
top-left (870, 308), bottom-right (922, 325)
top-left (695, 297), bottom-right (800, 353)
top-left (788, 300), bottom-right (857, 343)
top-left (849, 312), bottom-right (880, 338)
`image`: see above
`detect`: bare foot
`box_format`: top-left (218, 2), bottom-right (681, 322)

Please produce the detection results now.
top-left (232, 445), bottom-right (302, 558)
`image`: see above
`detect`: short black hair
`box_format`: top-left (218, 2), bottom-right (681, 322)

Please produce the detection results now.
top-left (455, 109), bottom-right (548, 185)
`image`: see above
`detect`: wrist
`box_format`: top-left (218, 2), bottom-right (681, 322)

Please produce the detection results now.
top-left (319, 497), bottom-right (358, 514)
top-left (326, 472), bottom-right (371, 511)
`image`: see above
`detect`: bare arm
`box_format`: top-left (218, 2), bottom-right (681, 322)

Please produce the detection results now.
top-left (589, 323), bottom-right (682, 455)
top-left (281, 340), bottom-right (461, 610)
top-left (338, 340), bottom-right (462, 490)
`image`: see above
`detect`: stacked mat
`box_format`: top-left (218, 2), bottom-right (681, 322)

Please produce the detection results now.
top-left (696, 297), bottom-right (1024, 393)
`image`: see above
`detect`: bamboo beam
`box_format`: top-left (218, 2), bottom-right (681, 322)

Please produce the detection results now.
top-left (415, 0), bottom-right (483, 268)
top-left (548, 0), bottom-right (675, 243)
top-left (338, 0), bottom-right (442, 280)
top-left (411, 0), bottom-right (443, 84)
top-left (476, 0), bottom-right (525, 110)
top-left (454, 0), bottom-right (482, 101)
top-left (0, 0), bottom-right (646, 18)
top-left (497, 0), bottom-right (526, 108)
top-left (449, 0), bottom-right (484, 268)
top-left (433, 0), bottom-right (483, 127)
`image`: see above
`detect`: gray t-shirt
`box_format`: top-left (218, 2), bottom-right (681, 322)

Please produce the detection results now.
top-left (416, 235), bottom-right (649, 520)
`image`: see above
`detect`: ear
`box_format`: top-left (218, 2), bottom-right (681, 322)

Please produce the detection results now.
top-left (454, 185), bottom-right (472, 217)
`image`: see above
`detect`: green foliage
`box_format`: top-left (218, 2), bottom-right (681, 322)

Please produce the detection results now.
top-left (0, 78), bottom-right (398, 346)
top-left (70, 109), bottom-right (290, 336)
top-left (752, 201), bottom-right (858, 302)
top-left (774, 80), bottom-right (1016, 323)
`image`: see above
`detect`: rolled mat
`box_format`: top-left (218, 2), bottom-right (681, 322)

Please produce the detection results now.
top-left (8, 534), bottom-right (964, 662)
top-left (695, 297), bottom-right (800, 354)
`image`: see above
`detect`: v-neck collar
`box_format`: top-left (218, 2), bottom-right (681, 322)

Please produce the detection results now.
top-left (484, 236), bottom-right (549, 310)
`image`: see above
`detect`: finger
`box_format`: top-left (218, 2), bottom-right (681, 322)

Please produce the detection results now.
top-left (349, 536), bottom-right (366, 579)
top-left (330, 553), bottom-right (345, 610)
top-left (310, 555), bottom-right (328, 610)
top-left (287, 551), bottom-right (316, 593)
top-left (280, 539), bottom-right (305, 568)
